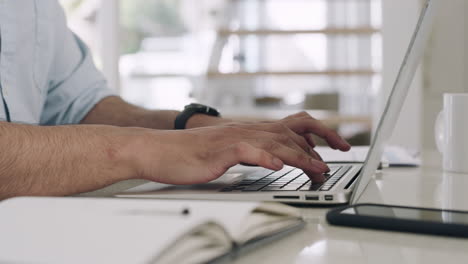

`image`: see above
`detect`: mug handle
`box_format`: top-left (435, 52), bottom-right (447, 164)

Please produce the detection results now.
top-left (435, 110), bottom-right (445, 153)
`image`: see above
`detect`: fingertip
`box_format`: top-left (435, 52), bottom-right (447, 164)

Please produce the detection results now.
top-left (310, 158), bottom-right (329, 172)
top-left (314, 174), bottom-right (327, 183)
top-left (305, 171), bottom-right (326, 183)
top-left (327, 134), bottom-right (351, 151)
top-left (340, 142), bottom-right (352, 151)
top-left (272, 157), bottom-right (284, 170)
top-left (344, 140), bottom-right (352, 149)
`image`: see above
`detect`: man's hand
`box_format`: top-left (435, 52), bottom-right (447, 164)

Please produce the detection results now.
top-left (127, 126), bottom-right (327, 184)
top-left (126, 112), bottom-right (351, 184)
top-left (184, 111), bottom-right (351, 183)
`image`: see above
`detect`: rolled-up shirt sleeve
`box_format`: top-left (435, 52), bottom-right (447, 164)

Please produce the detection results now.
top-left (40, 2), bottom-right (116, 125)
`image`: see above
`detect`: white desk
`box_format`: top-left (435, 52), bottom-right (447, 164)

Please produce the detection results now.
top-left (85, 150), bottom-right (468, 264)
top-left (232, 150), bottom-right (468, 264)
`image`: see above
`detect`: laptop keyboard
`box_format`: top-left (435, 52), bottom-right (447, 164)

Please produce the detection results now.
top-left (220, 165), bottom-right (352, 192)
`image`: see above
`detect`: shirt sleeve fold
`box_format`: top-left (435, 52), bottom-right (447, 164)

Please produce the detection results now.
top-left (40, 2), bottom-right (116, 126)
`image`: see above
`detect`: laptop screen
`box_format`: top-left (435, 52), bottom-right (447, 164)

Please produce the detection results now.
top-left (350, 0), bottom-right (441, 204)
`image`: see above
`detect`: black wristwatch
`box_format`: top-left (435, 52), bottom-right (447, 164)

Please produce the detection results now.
top-left (174, 103), bottom-right (221, 130)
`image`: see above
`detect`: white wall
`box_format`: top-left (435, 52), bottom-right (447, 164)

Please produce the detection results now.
top-left (380, 0), bottom-right (468, 151)
top-left (422, 0), bottom-right (468, 149)
top-left (380, 0), bottom-right (422, 149)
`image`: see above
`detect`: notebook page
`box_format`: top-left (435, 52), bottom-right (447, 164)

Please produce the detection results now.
top-left (182, 201), bottom-right (303, 242)
top-left (0, 197), bottom-right (301, 263)
top-left (0, 197), bottom-right (222, 264)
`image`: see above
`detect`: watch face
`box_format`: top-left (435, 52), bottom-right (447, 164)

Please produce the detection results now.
top-left (186, 103), bottom-right (205, 110)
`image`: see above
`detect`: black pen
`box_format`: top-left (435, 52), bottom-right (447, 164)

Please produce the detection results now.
top-left (119, 208), bottom-right (190, 216)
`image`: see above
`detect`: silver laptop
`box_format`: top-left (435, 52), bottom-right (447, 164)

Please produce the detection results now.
top-left (118, 0), bottom-right (440, 205)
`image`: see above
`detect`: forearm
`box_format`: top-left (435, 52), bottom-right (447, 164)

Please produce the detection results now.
top-left (81, 96), bottom-right (180, 129)
top-left (0, 122), bottom-right (135, 199)
top-left (81, 96), bottom-right (230, 129)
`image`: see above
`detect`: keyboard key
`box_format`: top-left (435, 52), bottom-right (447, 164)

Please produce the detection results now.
top-left (240, 168), bottom-right (287, 182)
top-left (243, 170), bottom-right (273, 180)
top-left (333, 165), bottom-right (351, 178)
top-left (289, 176), bottom-right (309, 184)
top-left (269, 167), bottom-right (295, 177)
top-left (326, 166), bottom-right (340, 175)
top-left (320, 166), bottom-right (351, 191)
top-left (274, 180), bottom-right (292, 184)
top-left (281, 183), bottom-right (304, 191)
top-left (281, 185), bottom-right (302, 191)
top-left (319, 165), bottom-right (353, 191)
top-left (267, 183), bottom-right (285, 187)
top-left (261, 186), bottom-right (284, 191)
top-left (261, 168), bottom-right (301, 185)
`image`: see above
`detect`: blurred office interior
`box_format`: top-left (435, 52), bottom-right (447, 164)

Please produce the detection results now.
top-left (59, 0), bottom-right (384, 145)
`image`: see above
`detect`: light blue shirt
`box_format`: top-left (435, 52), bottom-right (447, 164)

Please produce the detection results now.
top-left (0, 0), bottom-right (116, 125)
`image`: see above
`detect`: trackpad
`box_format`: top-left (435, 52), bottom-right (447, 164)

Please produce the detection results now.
top-left (123, 173), bottom-right (244, 193)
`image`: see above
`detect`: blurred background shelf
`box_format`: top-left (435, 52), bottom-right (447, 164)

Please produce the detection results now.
top-left (61, 0), bottom-right (382, 145)
top-left (218, 28), bottom-right (380, 36)
top-left (206, 70), bottom-right (378, 77)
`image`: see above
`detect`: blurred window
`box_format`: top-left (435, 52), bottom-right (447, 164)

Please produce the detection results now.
top-left (60, 0), bottom-right (381, 140)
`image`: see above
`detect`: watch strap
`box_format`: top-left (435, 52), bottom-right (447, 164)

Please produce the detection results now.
top-left (174, 104), bottom-right (220, 130)
top-left (174, 108), bottom-right (199, 130)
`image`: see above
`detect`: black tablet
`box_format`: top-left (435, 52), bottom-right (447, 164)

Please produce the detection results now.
top-left (327, 203), bottom-right (468, 238)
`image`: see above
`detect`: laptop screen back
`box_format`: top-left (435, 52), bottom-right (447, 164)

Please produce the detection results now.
top-left (350, 0), bottom-right (441, 204)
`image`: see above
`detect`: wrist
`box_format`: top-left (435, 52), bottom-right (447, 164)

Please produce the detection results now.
top-left (185, 114), bottom-right (231, 129)
top-left (108, 127), bottom-right (151, 180)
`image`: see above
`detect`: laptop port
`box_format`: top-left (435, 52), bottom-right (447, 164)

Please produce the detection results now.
top-left (305, 195), bottom-right (319, 201)
top-left (325, 195), bottom-right (334, 201)
top-left (273, 195), bottom-right (300, 200)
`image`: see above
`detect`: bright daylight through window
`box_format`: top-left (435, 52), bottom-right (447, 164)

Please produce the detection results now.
top-left (60, 0), bottom-right (381, 145)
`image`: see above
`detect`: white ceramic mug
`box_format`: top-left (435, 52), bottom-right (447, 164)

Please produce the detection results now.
top-left (435, 93), bottom-right (468, 173)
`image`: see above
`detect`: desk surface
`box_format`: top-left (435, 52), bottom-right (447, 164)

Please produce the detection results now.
top-left (84, 150), bottom-right (468, 264)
